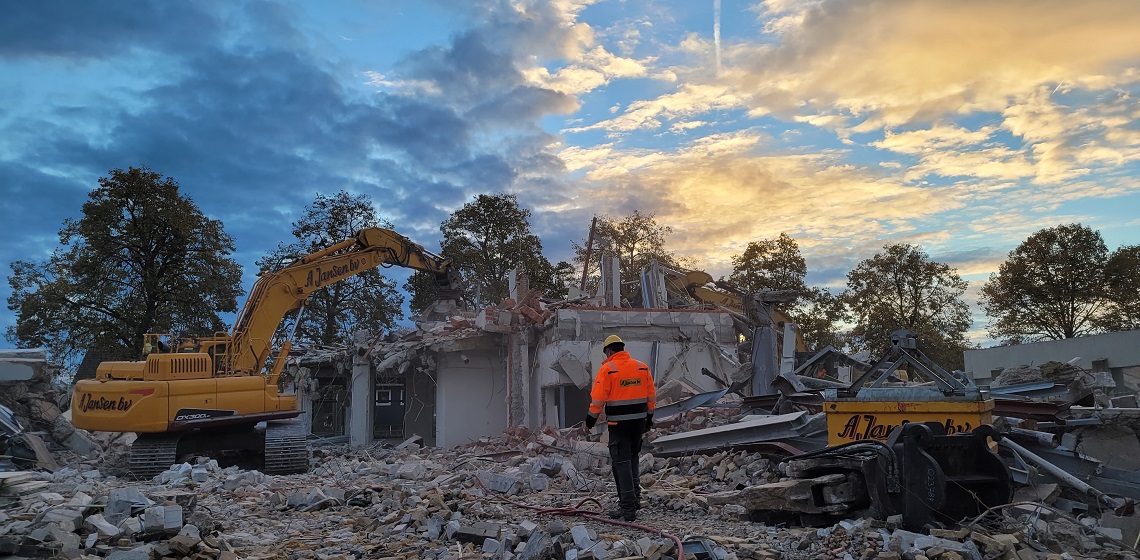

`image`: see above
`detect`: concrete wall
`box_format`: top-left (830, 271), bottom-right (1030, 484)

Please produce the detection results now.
top-left (435, 349), bottom-right (508, 447)
top-left (532, 308), bottom-right (741, 426)
top-left (534, 340), bottom-right (731, 392)
top-left (964, 329), bottom-right (1140, 382)
top-left (549, 308), bottom-right (738, 346)
top-left (341, 308), bottom-right (743, 446)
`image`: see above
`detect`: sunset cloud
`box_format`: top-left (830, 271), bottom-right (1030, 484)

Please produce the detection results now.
top-left (560, 131), bottom-right (961, 276)
top-left (733, 0), bottom-right (1140, 127)
top-left (2, 0), bottom-right (1138, 348)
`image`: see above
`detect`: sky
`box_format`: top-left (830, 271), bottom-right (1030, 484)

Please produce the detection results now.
top-left (2, 0), bottom-right (1139, 349)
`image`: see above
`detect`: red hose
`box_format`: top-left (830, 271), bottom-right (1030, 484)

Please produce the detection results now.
top-left (476, 483), bottom-right (685, 558)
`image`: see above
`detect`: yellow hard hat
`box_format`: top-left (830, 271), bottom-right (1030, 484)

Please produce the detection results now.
top-left (603, 335), bottom-right (624, 350)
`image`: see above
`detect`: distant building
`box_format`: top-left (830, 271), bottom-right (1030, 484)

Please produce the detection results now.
top-left (964, 329), bottom-right (1140, 387)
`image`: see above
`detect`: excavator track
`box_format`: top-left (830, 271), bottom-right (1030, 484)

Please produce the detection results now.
top-left (129, 433), bottom-right (182, 480)
top-left (263, 419), bottom-right (308, 475)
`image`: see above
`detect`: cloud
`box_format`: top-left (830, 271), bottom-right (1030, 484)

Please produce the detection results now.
top-left (669, 121), bottom-right (709, 134)
top-left (873, 125), bottom-right (998, 155)
top-left (564, 84), bottom-right (743, 133)
top-left (560, 131), bottom-right (963, 277)
top-left (571, 0), bottom-right (1140, 193)
top-left (363, 72), bottom-right (441, 96)
top-left (731, 0), bottom-right (1140, 125)
top-left (0, 1), bottom-right (222, 60)
top-left (1000, 87), bottom-right (1140, 183)
top-left (0, 0), bottom-right (591, 335)
top-left (522, 47), bottom-right (654, 96)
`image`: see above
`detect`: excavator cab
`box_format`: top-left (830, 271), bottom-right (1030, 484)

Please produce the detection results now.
top-left (142, 333), bottom-right (174, 356)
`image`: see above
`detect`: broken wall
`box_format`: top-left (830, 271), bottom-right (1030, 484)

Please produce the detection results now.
top-left (434, 348), bottom-right (508, 447)
top-left (0, 349), bottom-right (50, 382)
top-left (404, 366), bottom-right (436, 447)
top-left (294, 361), bottom-right (346, 438)
top-left (332, 306), bottom-right (742, 447)
top-left (965, 329), bottom-right (1140, 386)
top-left (533, 308), bottom-right (740, 428)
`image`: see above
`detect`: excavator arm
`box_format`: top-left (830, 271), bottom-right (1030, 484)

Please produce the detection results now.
top-left (226, 227), bottom-right (460, 376)
top-left (673, 271), bottom-right (808, 352)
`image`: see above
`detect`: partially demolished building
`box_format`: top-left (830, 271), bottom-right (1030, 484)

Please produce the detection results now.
top-left (293, 282), bottom-right (744, 448)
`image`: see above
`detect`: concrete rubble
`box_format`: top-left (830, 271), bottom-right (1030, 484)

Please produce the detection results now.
top-left (1, 350), bottom-right (102, 474)
top-left (2, 413), bottom-right (1137, 560)
top-left (8, 275), bottom-right (1140, 559)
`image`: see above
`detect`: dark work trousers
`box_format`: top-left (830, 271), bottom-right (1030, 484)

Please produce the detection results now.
top-left (607, 420), bottom-right (645, 514)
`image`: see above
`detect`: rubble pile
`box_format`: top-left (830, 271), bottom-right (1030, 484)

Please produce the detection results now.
top-left (651, 403), bottom-right (747, 436)
top-left (0, 350), bottom-right (102, 472)
top-left (297, 293), bottom-right (544, 381)
top-left (991, 361), bottom-right (1096, 392)
top-left (2, 424), bottom-right (1135, 560)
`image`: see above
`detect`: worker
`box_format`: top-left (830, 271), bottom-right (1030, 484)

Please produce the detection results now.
top-left (584, 334), bottom-right (656, 521)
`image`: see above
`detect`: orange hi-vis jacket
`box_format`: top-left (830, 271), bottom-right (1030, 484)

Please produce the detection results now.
top-left (588, 350), bottom-right (656, 425)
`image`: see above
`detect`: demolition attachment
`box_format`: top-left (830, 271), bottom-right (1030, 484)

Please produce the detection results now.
top-left (714, 423), bottom-right (1012, 531)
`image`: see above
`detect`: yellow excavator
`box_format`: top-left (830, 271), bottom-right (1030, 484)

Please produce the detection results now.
top-left (72, 228), bottom-right (461, 477)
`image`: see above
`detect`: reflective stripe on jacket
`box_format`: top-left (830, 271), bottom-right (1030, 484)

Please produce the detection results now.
top-left (588, 350), bottom-right (657, 424)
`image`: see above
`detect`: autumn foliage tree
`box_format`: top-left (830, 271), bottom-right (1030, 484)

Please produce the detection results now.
top-left (407, 193), bottom-right (567, 311)
top-left (842, 243), bottom-right (971, 369)
top-left (794, 287), bottom-right (849, 351)
top-left (6, 167), bottom-right (243, 367)
top-left (1100, 245), bottom-right (1140, 332)
top-left (729, 233), bottom-right (809, 298)
top-left (980, 224), bottom-right (1140, 342)
top-left (728, 233), bottom-right (845, 350)
top-left (256, 190), bottom-right (403, 347)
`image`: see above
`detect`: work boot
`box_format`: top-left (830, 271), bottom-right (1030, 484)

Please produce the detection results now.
top-left (607, 508), bottom-right (636, 522)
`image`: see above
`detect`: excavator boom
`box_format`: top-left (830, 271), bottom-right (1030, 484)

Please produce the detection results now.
top-left (226, 227), bottom-right (459, 376)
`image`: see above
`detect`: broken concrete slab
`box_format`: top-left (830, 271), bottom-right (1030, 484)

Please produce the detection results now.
top-left (455, 522), bottom-right (501, 545)
top-left (651, 411), bottom-right (824, 455)
top-left (0, 349), bottom-right (48, 381)
top-left (553, 351), bottom-right (593, 389)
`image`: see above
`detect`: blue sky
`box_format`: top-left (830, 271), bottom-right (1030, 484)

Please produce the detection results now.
top-left (2, 0), bottom-right (1139, 348)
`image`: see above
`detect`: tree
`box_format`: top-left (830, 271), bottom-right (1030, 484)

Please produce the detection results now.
top-left (1097, 245), bottom-right (1140, 332)
top-left (529, 258), bottom-right (577, 301)
top-left (980, 224), bottom-right (1108, 343)
top-left (572, 211), bottom-right (691, 300)
top-left (6, 167), bottom-right (243, 368)
top-left (729, 233), bottom-right (809, 298)
top-left (255, 190), bottom-right (403, 347)
top-left (405, 270), bottom-right (444, 317)
top-left (842, 243), bottom-right (971, 369)
top-left (727, 233), bottom-right (844, 350)
top-left (795, 287), bottom-right (850, 351)
top-left (407, 194), bottom-right (558, 310)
